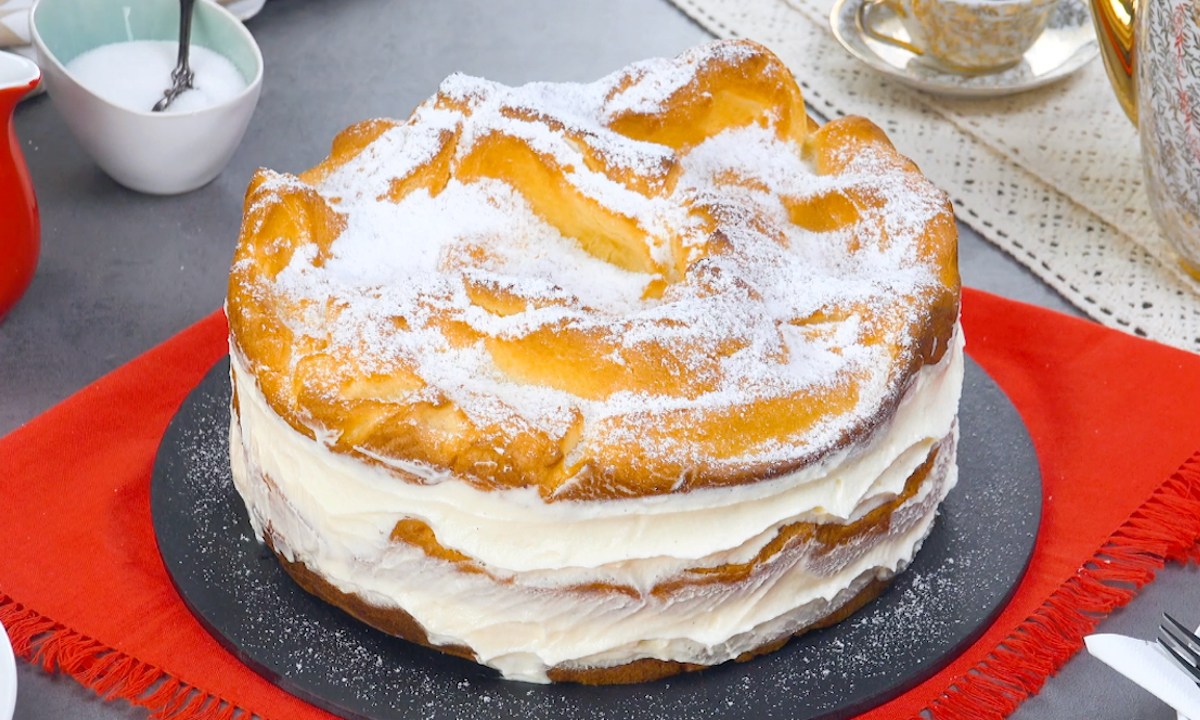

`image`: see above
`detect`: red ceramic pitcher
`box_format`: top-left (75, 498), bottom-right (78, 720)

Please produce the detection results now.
top-left (0, 52), bottom-right (41, 323)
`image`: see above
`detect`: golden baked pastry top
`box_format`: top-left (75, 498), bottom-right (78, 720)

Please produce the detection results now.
top-left (226, 39), bottom-right (959, 501)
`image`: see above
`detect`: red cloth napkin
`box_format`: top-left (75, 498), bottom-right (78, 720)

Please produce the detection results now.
top-left (1, 287), bottom-right (1199, 720)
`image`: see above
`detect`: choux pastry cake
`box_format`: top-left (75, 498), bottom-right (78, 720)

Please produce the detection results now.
top-left (226, 39), bottom-right (962, 684)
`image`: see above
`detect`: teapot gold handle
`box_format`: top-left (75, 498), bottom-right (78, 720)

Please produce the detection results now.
top-left (1089, 0), bottom-right (1138, 124)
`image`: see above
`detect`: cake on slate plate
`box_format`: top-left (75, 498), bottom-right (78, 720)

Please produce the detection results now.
top-left (225, 38), bottom-right (963, 684)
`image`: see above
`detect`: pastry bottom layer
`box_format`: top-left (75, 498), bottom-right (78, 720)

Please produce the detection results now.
top-left (245, 433), bottom-right (953, 684)
top-left (265, 530), bottom-right (895, 685)
top-left (237, 434), bottom-right (956, 683)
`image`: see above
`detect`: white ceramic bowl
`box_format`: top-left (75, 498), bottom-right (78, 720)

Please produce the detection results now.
top-left (30, 0), bottom-right (263, 195)
top-left (0, 620), bottom-right (15, 720)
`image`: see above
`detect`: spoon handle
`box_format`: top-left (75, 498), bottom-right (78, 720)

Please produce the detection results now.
top-left (173, 0), bottom-right (196, 82)
top-left (152, 0), bottom-right (197, 111)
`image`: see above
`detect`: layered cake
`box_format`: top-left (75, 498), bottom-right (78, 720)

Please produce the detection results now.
top-left (225, 39), bottom-right (963, 684)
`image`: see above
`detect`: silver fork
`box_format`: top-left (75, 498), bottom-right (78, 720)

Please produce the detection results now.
top-left (1158, 613), bottom-right (1200, 685)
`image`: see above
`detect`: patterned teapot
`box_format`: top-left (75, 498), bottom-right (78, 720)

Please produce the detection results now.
top-left (1091, 0), bottom-right (1200, 276)
top-left (0, 51), bottom-right (40, 322)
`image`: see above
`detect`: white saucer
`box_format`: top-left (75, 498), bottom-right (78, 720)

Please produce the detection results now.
top-left (830, 0), bottom-right (1099, 97)
top-left (222, 0), bottom-right (267, 20)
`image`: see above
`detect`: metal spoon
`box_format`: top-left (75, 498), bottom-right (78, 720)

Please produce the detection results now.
top-left (152, 0), bottom-right (197, 112)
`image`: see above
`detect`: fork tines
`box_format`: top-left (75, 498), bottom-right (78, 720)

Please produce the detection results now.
top-left (1158, 613), bottom-right (1200, 684)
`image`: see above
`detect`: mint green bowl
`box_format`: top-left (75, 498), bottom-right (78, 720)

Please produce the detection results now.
top-left (30, 0), bottom-right (263, 194)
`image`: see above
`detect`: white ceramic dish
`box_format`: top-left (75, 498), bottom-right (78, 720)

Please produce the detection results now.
top-left (0, 620), bottom-right (16, 720)
top-left (830, 0), bottom-right (1099, 97)
top-left (29, 0), bottom-right (263, 194)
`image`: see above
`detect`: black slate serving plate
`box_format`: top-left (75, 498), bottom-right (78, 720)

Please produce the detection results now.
top-left (151, 356), bottom-right (1040, 720)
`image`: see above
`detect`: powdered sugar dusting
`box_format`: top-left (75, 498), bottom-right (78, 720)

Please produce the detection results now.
top-left (242, 39), bottom-right (953, 489)
top-left (600, 41), bottom-right (761, 120)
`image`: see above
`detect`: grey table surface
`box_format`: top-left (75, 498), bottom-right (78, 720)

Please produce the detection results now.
top-left (2, 0), bottom-right (1197, 718)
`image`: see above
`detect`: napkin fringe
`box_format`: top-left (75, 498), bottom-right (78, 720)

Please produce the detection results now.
top-left (926, 450), bottom-right (1200, 720)
top-left (0, 593), bottom-right (246, 720)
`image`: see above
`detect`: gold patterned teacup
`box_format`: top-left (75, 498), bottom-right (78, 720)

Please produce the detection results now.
top-left (857, 0), bottom-right (1060, 73)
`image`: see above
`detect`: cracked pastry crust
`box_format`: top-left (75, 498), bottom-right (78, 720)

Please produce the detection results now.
top-left (226, 39), bottom-right (958, 502)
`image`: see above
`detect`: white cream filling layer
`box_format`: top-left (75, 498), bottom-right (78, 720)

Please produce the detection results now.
top-left (229, 327), bottom-right (963, 682)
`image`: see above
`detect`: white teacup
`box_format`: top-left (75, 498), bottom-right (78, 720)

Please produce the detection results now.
top-left (858, 0), bottom-right (1060, 73)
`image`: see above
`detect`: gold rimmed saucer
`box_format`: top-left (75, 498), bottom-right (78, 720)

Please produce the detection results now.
top-left (830, 0), bottom-right (1099, 97)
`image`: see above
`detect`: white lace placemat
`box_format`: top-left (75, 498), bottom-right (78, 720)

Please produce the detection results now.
top-left (667, 0), bottom-right (1200, 352)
